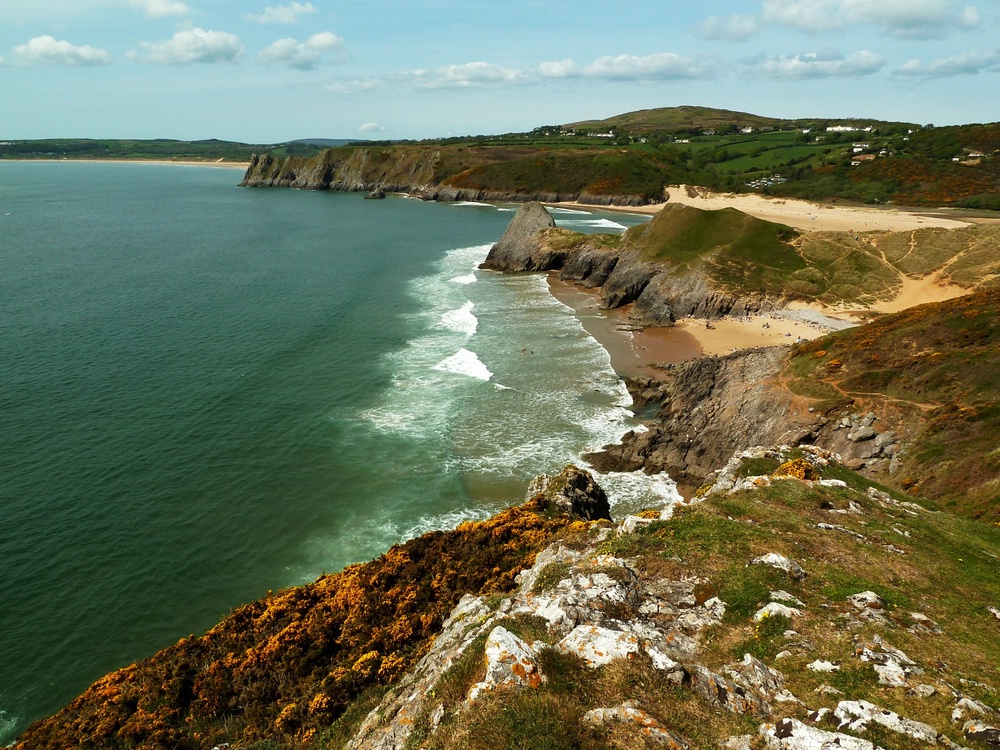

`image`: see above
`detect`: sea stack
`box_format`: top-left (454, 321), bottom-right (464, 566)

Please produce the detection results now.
top-left (479, 201), bottom-right (556, 272)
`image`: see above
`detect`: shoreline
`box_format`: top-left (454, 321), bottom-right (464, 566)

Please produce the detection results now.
top-left (1, 158), bottom-right (250, 170)
top-left (548, 184), bottom-right (993, 232)
top-left (547, 275), bottom-right (854, 376)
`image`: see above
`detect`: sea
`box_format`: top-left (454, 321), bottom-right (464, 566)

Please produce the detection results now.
top-left (0, 162), bottom-right (679, 743)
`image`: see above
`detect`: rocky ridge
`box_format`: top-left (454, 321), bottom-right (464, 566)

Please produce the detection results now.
top-left (343, 450), bottom-right (1000, 750)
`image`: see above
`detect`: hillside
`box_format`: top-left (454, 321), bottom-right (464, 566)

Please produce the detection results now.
top-left (485, 201), bottom-right (1000, 324)
top-left (789, 290), bottom-right (1000, 519)
top-left (0, 138), bottom-right (326, 162)
top-left (13, 493), bottom-right (594, 749)
top-left (239, 107), bottom-right (1000, 209)
top-left (12, 455), bottom-right (1000, 749)
top-left (10, 200), bottom-right (1000, 749)
top-left (564, 105), bottom-right (790, 134)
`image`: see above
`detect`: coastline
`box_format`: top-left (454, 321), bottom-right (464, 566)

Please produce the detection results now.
top-left (547, 274), bottom-right (852, 376)
top-left (546, 275), bottom-right (701, 378)
top-left (2, 158), bottom-right (250, 170)
top-left (549, 184), bottom-right (981, 232)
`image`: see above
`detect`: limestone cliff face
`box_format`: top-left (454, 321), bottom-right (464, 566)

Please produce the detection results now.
top-left (586, 347), bottom-right (811, 485)
top-left (479, 202), bottom-right (557, 272)
top-left (483, 203), bottom-right (784, 326)
top-left (240, 148), bottom-right (442, 192)
top-left (240, 148), bottom-right (660, 207)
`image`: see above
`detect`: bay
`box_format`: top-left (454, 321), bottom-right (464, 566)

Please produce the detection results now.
top-left (0, 162), bottom-right (669, 742)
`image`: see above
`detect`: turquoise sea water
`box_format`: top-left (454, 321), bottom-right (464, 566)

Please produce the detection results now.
top-left (0, 163), bottom-right (674, 742)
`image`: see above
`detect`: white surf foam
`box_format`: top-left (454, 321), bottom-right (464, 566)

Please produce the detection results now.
top-left (546, 207), bottom-right (592, 215)
top-left (556, 218), bottom-right (628, 230)
top-left (453, 201), bottom-right (495, 208)
top-left (437, 301), bottom-right (478, 336)
top-left (433, 348), bottom-right (492, 381)
top-left (588, 468), bottom-right (684, 512)
top-left (450, 272), bottom-right (477, 285)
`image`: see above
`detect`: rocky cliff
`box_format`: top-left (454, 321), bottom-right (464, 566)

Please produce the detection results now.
top-left (341, 445), bottom-right (1000, 750)
top-left (479, 202), bottom-right (999, 329)
top-left (239, 147), bottom-right (665, 207)
top-left (16, 454), bottom-right (1000, 750)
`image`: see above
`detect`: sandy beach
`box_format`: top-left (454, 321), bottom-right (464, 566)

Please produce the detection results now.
top-left (552, 184), bottom-right (975, 232)
top-left (10, 158), bottom-right (250, 170)
top-left (547, 277), bottom-right (702, 377)
top-left (550, 272), bottom-right (854, 373)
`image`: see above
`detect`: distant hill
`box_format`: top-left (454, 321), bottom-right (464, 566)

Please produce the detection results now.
top-left (565, 105), bottom-right (791, 133)
top-left (563, 104), bottom-right (915, 137)
top-left (289, 138), bottom-right (369, 148)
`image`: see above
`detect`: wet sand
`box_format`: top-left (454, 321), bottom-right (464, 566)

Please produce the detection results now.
top-left (547, 275), bottom-right (702, 377)
top-left (548, 275), bottom-right (860, 373)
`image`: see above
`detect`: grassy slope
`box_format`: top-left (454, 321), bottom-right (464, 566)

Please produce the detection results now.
top-left (615, 203), bottom-right (1000, 305)
top-left (791, 289), bottom-right (1000, 520)
top-left (403, 460), bottom-right (1000, 750)
top-left (14, 506), bottom-right (580, 750)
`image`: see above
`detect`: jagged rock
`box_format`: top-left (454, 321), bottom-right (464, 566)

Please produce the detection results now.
top-left (964, 721), bottom-right (1000, 747)
top-left (557, 625), bottom-right (641, 667)
top-left (347, 594), bottom-right (498, 750)
top-left (910, 684), bottom-right (938, 698)
top-left (848, 426), bottom-right (877, 442)
top-left (691, 665), bottom-right (771, 717)
top-left (847, 591), bottom-right (885, 610)
top-left (909, 612), bottom-right (943, 634)
top-left (990, 607), bottom-right (1000, 621)
top-left (770, 590), bottom-right (805, 607)
top-left (525, 465), bottom-right (612, 521)
top-left (467, 626), bottom-right (544, 701)
top-left (953, 696), bottom-right (996, 722)
top-left (761, 717), bottom-right (881, 749)
top-left (874, 431), bottom-right (897, 448)
top-left (582, 703), bottom-right (690, 748)
top-left (725, 654), bottom-right (786, 699)
top-left (834, 699), bottom-right (941, 745)
top-left (807, 660), bottom-right (840, 672)
top-left (674, 596), bottom-right (726, 632)
top-left (480, 202), bottom-right (558, 272)
top-left (364, 185), bottom-right (386, 199)
top-left (586, 351), bottom-right (805, 486)
top-left (754, 602), bottom-right (802, 622)
top-left (751, 552), bottom-right (807, 580)
top-left (816, 684), bottom-right (845, 696)
top-left (855, 635), bottom-right (923, 686)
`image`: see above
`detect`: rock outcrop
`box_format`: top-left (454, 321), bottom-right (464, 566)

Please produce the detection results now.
top-left (478, 202), bottom-right (557, 272)
top-left (586, 347), bottom-right (811, 485)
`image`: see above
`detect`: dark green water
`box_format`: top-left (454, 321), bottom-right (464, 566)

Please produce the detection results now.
top-left (0, 163), bottom-right (673, 741)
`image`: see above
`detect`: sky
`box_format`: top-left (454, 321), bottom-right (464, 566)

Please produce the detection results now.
top-left (1, 0), bottom-right (998, 143)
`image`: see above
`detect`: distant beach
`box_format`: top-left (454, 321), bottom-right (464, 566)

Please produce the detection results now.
top-left (551, 183), bottom-right (979, 232)
top-left (7, 158), bottom-right (250, 169)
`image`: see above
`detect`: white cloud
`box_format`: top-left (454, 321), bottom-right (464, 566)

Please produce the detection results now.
top-left (698, 15), bottom-right (760, 41)
top-left (895, 49), bottom-right (1000, 77)
top-left (129, 0), bottom-right (189, 18)
top-left (538, 58), bottom-right (580, 78)
top-left (323, 51), bottom-right (712, 93)
top-left (742, 49), bottom-right (886, 79)
top-left (257, 31), bottom-right (343, 70)
top-left (245, 2), bottom-right (317, 25)
top-left (7, 35), bottom-right (112, 66)
top-left (583, 52), bottom-right (713, 81)
top-left (128, 28), bottom-right (244, 65)
top-left (358, 122), bottom-right (384, 132)
top-left (762, 0), bottom-right (980, 39)
top-left (418, 61), bottom-right (530, 89)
